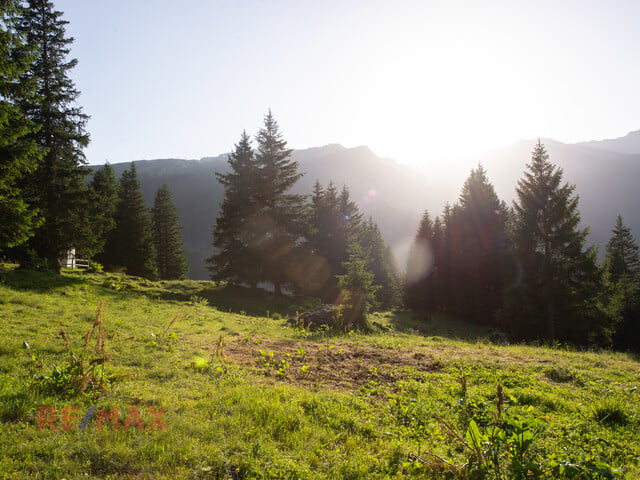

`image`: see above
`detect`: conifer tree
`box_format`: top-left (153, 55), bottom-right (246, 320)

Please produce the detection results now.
top-left (17, 0), bottom-right (90, 272)
top-left (253, 110), bottom-right (306, 296)
top-left (336, 243), bottom-right (378, 330)
top-left (207, 130), bottom-right (262, 287)
top-left (310, 181), bottom-right (341, 273)
top-left (453, 165), bottom-right (510, 323)
top-left (152, 184), bottom-right (187, 280)
top-left (306, 181), bottom-right (368, 302)
top-left (606, 215), bottom-right (640, 285)
top-left (83, 164), bottom-right (119, 260)
top-left (405, 210), bottom-right (436, 310)
top-left (0, 0), bottom-right (40, 252)
top-left (499, 141), bottom-right (605, 342)
top-left (605, 215), bottom-right (640, 350)
top-left (361, 218), bottom-right (400, 309)
top-left (104, 163), bottom-right (156, 278)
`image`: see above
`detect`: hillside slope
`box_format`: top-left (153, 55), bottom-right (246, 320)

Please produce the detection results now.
top-left (0, 268), bottom-right (638, 478)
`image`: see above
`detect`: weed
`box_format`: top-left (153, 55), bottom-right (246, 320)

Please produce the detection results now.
top-left (190, 295), bottom-right (209, 307)
top-left (32, 299), bottom-right (111, 397)
top-left (416, 383), bottom-right (618, 479)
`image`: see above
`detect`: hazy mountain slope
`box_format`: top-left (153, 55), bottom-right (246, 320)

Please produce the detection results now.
top-left (93, 132), bottom-right (640, 279)
top-left (577, 129), bottom-right (640, 155)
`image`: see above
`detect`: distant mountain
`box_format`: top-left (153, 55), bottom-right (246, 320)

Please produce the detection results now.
top-left (577, 130), bottom-right (640, 155)
top-left (93, 131), bottom-right (640, 279)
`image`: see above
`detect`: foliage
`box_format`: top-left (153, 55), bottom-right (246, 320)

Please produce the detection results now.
top-left (209, 112), bottom-right (306, 297)
top-left (102, 162), bottom-right (157, 279)
top-left (152, 183), bottom-right (188, 280)
top-left (603, 216), bottom-right (640, 350)
top-left (303, 181), bottom-right (362, 301)
top-left (448, 165), bottom-right (511, 324)
top-left (605, 215), bottom-right (640, 285)
top-left (208, 130), bottom-right (262, 287)
top-left (361, 218), bottom-right (402, 309)
top-left (15, 0), bottom-right (91, 272)
top-left (33, 299), bottom-right (111, 397)
top-left (0, 0), bottom-right (41, 253)
top-left (83, 163), bottom-right (120, 259)
top-left (499, 141), bottom-right (609, 344)
top-left (416, 384), bottom-right (618, 479)
top-left (336, 243), bottom-right (379, 330)
top-left (406, 209), bottom-right (437, 310)
top-left (253, 110), bottom-right (307, 297)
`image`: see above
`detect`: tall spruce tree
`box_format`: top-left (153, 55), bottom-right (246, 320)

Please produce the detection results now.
top-left (306, 182), bottom-right (366, 302)
top-left (104, 163), bottom-right (156, 278)
top-left (605, 215), bottom-right (640, 351)
top-left (17, 0), bottom-right (90, 272)
top-left (207, 130), bottom-right (262, 287)
top-left (152, 183), bottom-right (187, 280)
top-left (361, 218), bottom-right (400, 309)
top-left (83, 163), bottom-right (119, 260)
top-left (499, 141), bottom-right (606, 343)
top-left (606, 215), bottom-right (640, 285)
top-left (0, 0), bottom-right (40, 253)
top-left (253, 110), bottom-right (306, 296)
top-left (453, 165), bottom-right (510, 323)
top-left (405, 210), bottom-right (436, 310)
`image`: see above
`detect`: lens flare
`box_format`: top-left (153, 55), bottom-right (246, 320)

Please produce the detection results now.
top-left (405, 239), bottom-right (434, 284)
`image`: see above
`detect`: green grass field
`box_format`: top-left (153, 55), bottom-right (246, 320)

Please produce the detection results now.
top-left (0, 266), bottom-right (639, 479)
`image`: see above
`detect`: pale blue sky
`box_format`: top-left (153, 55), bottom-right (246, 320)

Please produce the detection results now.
top-left (56, 0), bottom-right (640, 166)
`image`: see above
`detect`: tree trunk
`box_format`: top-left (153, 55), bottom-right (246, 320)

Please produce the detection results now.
top-left (274, 281), bottom-right (282, 298)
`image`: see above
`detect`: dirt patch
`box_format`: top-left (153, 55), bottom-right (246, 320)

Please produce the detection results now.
top-left (218, 338), bottom-right (440, 390)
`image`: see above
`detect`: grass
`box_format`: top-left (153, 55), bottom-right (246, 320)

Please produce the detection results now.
top-left (0, 265), bottom-right (639, 478)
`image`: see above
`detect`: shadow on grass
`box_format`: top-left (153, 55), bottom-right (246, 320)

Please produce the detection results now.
top-left (95, 273), bottom-right (311, 317)
top-left (0, 267), bottom-right (85, 292)
top-left (381, 310), bottom-right (490, 341)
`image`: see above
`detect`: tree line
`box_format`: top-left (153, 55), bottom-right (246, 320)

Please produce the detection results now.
top-left (0, 0), bottom-right (187, 280)
top-left (405, 141), bottom-right (640, 349)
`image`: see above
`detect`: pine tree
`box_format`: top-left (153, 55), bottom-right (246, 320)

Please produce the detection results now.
top-left (152, 183), bottom-right (187, 280)
top-left (405, 210), bottom-right (436, 310)
top-left (305, 181), bottom-right (368, 302)
top-left (17, 0), bottom-right (90, 272)
top-left (0, 0), bottom-right (40, 253)
top-left (336, 243), bottom-right (378, 330)
top-left (360, 218), bottom-right (400, 309)
top-left (104, 163), bottom-right (156, 278)
top-left (605, 215), bottom-right (640, 351)
top-left (207, 130), bottom-right (262, 287)
top-left (310, 181), bottom-right (341, 274)
top-left (337, 185), bottom-right (364, 264)
top-left (253, 110), bottom-right (306, 296)
top-left (499, 141), bottom-right (606, 343)
top-left (606, 215), bottom-right (640, 285)
top-left (453, 165), bottom-right (510, 323)
top-left (82, 163), bottom-right (119, 260)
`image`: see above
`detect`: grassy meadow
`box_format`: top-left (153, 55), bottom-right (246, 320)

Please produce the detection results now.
top-left (0, 265), bottom-right (639, 479)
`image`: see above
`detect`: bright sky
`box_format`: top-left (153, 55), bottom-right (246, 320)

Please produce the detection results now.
top-left (56, 0), bottom-right (640, 166)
